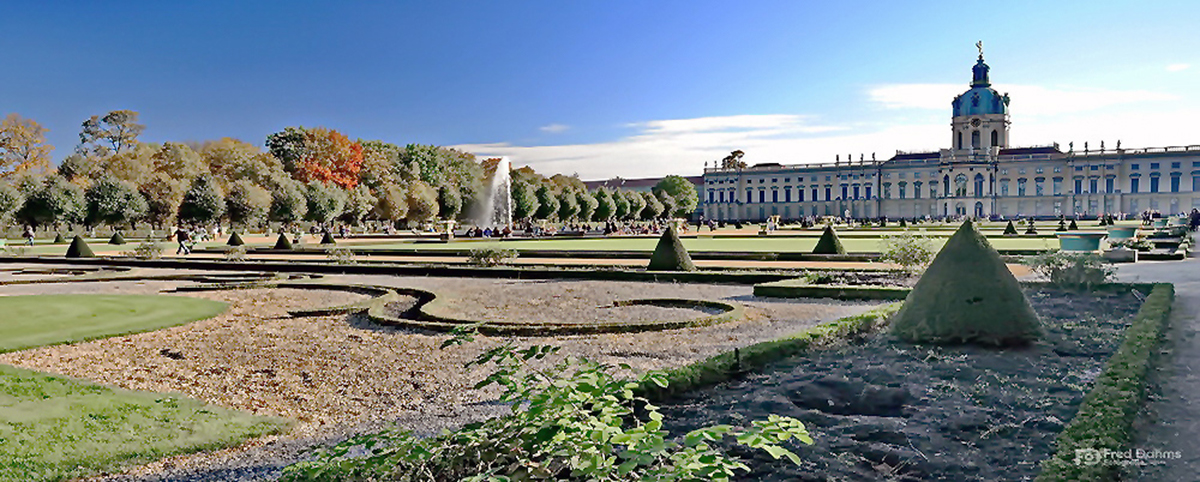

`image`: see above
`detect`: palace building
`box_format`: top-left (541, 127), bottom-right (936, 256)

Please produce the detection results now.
top-left (700, 50), bottom-right (1200, 221)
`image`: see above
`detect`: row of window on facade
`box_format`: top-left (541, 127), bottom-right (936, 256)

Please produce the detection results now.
top-left (707, 173), bottom-right (1200, 204)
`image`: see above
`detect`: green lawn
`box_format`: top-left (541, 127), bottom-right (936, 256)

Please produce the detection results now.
top-left (0, 364), bottom-right (286, 482)
top-left (0, 294), bottom-right (228, 353)
top-left (348, 235), bottom-right (1059, 253)
top-left (0, 294), bottom-right (286, 481)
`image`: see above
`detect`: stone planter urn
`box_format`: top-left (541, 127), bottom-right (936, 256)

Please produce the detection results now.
top-left (1106, 226), bottom-right (1138, 242)
top-left (1057, 232), bottom-right (1107, 252)
top-left (1102, 248), bottom-right (1138, 263)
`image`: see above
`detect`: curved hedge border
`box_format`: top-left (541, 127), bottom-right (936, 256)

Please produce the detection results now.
top-left (1035, 283), bottom-right (1174, 481)
top-left (638, 302), bottom-right (902, 401)
top-left (753, 279), bottom-right (911, 300)
top-left (368, 294), bottom-right (745, 336)
top-left (169, 279), bottom-right (744, 336)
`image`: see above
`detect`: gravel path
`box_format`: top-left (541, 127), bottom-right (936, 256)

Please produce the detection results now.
top-left (1115, 258), bottom-right (1200, 479)
top-left (0, 273), bottom-right (881, 481)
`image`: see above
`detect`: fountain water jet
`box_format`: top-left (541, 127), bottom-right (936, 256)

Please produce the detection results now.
top-left (473, 156), bottom-right (512, 227)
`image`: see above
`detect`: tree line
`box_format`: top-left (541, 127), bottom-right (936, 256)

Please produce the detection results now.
top-left (0, 110), bottom-right (698, 232)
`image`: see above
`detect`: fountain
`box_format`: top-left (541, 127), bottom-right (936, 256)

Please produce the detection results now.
top-left (473, 157), bottom-right (512, 227)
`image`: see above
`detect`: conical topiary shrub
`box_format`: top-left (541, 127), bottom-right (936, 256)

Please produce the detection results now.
top-left (891, 219), bottom-right (1041, 346)
top-left (108, 231), bottom-right (126, 245)
top-left (53, 233), bottom-right (65, 244)
top-left (227, 231), bottom-right (245, 246)
top-left (1003, 220), bottom-right (1018, 236)
top-left (320, 230), bottom-right (336, 245)
top-left (1024, 219), bottom-right (1037, 235)
top-left (1068, 219), bottom-right (1079, 230)
top-left (647, 225), bottom-right (696, 271)
top-left (65, 235), bottom-right (95, 258)
top-left (812, 225), bottom-right (846, 255)
top-left (1057, 220), bottom-right (1067, 232)
top-left (273, 232), bottom-right (293, 250)
top-left (899, 218), bottom-right (907, 228)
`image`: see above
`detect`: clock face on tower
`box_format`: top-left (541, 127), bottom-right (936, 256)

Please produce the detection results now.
top-left (970, 118), bottom-right (982, 128)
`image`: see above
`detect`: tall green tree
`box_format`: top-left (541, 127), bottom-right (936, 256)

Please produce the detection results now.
top-left (511, 181), bottom-right (538, 222)
top-left (373, 182), bottom-right (408, 225)
top-left (139, 173), bottom-right (187, 229)
top-left (84, 176), bottom-right (147, 228)
top-left (304, 181), bottom-right (347, 226)
top-left (623, 190), bottom-right (645, 220)
top-left (557, 189), bottom-right (580, 221)
top-left (152, 142), bottom-right (206, 180)
top-left (406, 180), bottom-right (439, 225)
top-left (178, 175), bottom-right (225, 225)
top-left (226, 180), bottom-right (271, 229)
top-left (592, 188), bottom-right (614, 221)
top-left (438, 184), bottom-right (463, 220)
top-left (612, 188), bottom-right (631, 220)
top-left (653, 175), bottom-right (699, 218)
top-left (77, 110), bottom-right (144, 157)
top-left (269, 178), bottom-right (308, 227)
top-left (16, 176), bottom-right (85, 228)
top-left (0, 181), bottom-right (23, 223)
top-left (341, 184), bottom-right (376, 225)
top-left (534, 184), bottom-right (559, 220)
top-left (575, 189), bottom-right (598, 222)
top-left (640, 191), bottom-right (664, 220)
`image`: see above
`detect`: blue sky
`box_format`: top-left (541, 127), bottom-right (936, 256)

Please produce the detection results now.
top-left (2, 1), bottom-right (1198, 179)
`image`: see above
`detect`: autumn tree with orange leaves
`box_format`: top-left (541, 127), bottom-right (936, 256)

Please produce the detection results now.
top-left (267, 126), bottom-right (364, 189)
top-left (0, 114), bottom-right (54, 176)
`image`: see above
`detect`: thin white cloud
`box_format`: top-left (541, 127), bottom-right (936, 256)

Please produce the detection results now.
top-left (1167, 63), bottom-right (1190, 72)
top-left (869, 83), bottom-right (1177, 116)
top-left (454, 83), bottom-right (1199, 181)
top-left (539, 123), bottom-right (570, 134)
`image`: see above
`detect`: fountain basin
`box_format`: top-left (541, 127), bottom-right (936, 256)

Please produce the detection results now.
top-left (1057, 232), bottom-right (1107, 252)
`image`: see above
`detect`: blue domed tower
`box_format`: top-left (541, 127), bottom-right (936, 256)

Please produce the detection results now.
top-left (951, 44), bottom-right (1010, 152)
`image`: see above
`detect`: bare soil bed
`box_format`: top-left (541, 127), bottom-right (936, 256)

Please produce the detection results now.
top-left (661, 286), bottom-right (1145, 481)
top-left (0, 276), bottom-right (881, 481)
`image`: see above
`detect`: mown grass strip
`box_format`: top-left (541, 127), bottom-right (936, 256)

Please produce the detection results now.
top-left (1035, 283), bottom-right (1174, 481)
top-left (0, 294), bottom-right (227, 354)
top-left (0, 364), bottom-right (288, 482)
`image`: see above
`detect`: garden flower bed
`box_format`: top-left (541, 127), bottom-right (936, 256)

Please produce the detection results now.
top-left (661, 285), bottom-right (1155, 481)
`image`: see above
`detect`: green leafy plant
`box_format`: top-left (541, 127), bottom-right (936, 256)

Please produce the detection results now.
top-left (467, 247), bottom-right (518, 267)
top-left (224, 245), bottom-right (248, 263)
top-left (123, 240), bottom-right (164, 260)
top-left (282, 328), bottom-right (812, 481)
top-left (1024, 251), bottom-right (1115, 289)
top-left (326, 246), bottom-right (356, 265)
top-left (878, 230), bottom-right (936, 274)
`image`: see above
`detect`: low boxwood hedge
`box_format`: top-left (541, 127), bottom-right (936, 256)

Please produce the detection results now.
top-left (1036, 283), bottom-right (1174, 481)
top-left (638, 303), bottom-right (902, 401)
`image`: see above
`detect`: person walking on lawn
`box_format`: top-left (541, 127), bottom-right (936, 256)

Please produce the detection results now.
top-left (175, 226), bottom-right (191, 255)
top-left (22, 226), bottom-right (34, 246)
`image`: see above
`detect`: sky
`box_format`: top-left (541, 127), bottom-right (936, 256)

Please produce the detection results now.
top-left (2, 1), bottom-right (1199, 180)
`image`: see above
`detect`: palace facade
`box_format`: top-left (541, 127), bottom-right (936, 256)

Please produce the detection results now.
top-left (700, 52), bottom-right (1200, 221)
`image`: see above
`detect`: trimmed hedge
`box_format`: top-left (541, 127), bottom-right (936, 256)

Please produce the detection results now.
top-left (638, 303), bottom-right (902, 401)
top-left (753, 279), bottom-right (911, 300)
top-left (1036, 283), bottom-right (1174, 481)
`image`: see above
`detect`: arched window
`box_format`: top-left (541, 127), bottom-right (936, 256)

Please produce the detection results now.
top-left (990, 129), bottom-right (998, 147)
top-left (957, 131), bottom-right (963, 150)
top-left (971, 130), bottom-right (981, 149)
top-left (943, 175), bottom-right (950, 196)
top-left (1017, 178), bottom-right (1027, 196)
top-left (973, 173), bottom-right (984, 196)
top-left (898, 182), bottom-right (907, 199)
top-left (914, 181), bottom-right (923, 199)
top-left (999, 179), bottom-right (1010, 196)
top-left (955, 174), bottom-right (968, 197)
